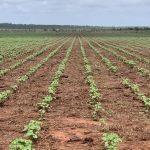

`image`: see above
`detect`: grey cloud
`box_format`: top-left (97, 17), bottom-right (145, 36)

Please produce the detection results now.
top-left (0, 0), bottom-right (150, 25)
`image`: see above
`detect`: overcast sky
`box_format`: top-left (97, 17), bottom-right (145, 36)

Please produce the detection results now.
top-left (0, 0), bottom-right (150, 26)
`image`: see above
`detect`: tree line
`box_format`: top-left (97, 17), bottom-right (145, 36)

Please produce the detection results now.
top-left (0, 23), bottom-right (150, 32)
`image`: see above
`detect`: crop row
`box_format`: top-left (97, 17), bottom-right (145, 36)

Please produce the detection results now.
top-left (79, 38), bottom-right (102, 120)
top-left (101, 39), bottom-right (150, 59)
top-left (91, 40), bottom-right (150, 79)
top-left (0, 38), bottom-right (66, 77)
top-left (79, 38), bottom-right (122, 150)
top-left (97, 39), bottom-right (150, 65)
top-left (122, 78), bottom-right (150, 109)
top-left (97, 38), bottom-right (149, 58)
top-left (88, 39), bottom-right (150, 110)
top-left (0, 39), bottom-right (69, 104)
top-left (86, 39), bottom-right (150, 110)
top-left (3, 37), bottom-right (61, 63)
top-left (86, 39), bottom-right (118, 73)
top-left (9, 38), bottom-right (75, 150)
top-left (106, 38), bottom-right (150, 49)
top-left (0, 38), bottom-right (50, 62)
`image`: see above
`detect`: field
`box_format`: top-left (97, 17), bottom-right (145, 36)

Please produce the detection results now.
top-left (0, 32), bottom-right (150, 150)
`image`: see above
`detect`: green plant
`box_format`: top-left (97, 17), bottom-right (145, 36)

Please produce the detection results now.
top-left (92, 102), bottom-right (102, 120)
top-left (23, 120), bottom-right (42, 139)
top-left (38, 95), bottom-right (53, 112)
top-left (89, 83), bottom-right (101, 103)
top-left (125, 60), bottom-right (136, 68)
top-left (0, 69), bottom-right (8, 76)
top-left (122, 78), bottom-right (130, 87)
top-left (109, 66), bottom-right (118, 73)
top-left (0, 90), bottom-right (11, 103)
top-left (79, 38), bottom-right (103, 120)
top-left (102, 133), bottom-right (122, 150)
top-left (0, 40), bottom-right (68, 103)
top-left (87, 41), bottom-right (118, 73)
top-left (122, 78), bottom-right (150, 109)
top-left (131, 84), bottom-right (140, 94)
top-left (17, 75), bottom-right (29, 82)
top-left (141, 95), bottom-right (150, 108)
top-left (137, 67), bottom-right (150, 79)
top-left (9, 138), bottom-right (33, 150)
top-left (48, 80), bottom-right (59, 95)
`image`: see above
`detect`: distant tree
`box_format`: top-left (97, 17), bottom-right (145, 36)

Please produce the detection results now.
top-left (44, 28), bottom-right (48, 32)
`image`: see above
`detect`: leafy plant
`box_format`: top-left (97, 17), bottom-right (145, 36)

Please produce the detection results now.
top-left (137, 67), bottom-right (150, 79)
top-left (125, 60), bottom-right (136, 68)
top-left (0, 90), bottom-right (11, 103)
top-left (48, 80), bottom-right (59, 95)
top-left (38, 95), bottom-right (53, 117)
top-left (130, 84), bottom-right (140, 94)
top-left (0, 40), bottom-right (68, 103)
top-left (23, 120), bottom-right (42, 139)
top-left (17, 75), bottom-right (29, 82)
top-left (37, 38), bottom-right (75, 119)
top-left (92, 102), bottom-right (102, 120)
top-left (109, 66), bottom-right (118, 73)
top-left (122, 78), bottom-right (130, 87)
top-left (122, 78), bottom-right (150, 109)
top-left (9, 138), bottom-right (33, 150)
top-left (80, 38), bottom-right (102, 120)
top-left (87, 41), bottom-right (118, 73)
top-left (102, 133), bottom-right (122, 150)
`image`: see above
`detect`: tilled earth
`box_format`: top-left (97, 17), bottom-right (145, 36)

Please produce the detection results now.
top-left (0, 38), bottom-right (150, 150)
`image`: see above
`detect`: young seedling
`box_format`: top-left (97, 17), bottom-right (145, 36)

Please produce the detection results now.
top-left (102, 133), bottom-right (122, 150)
top-left (23, 120), bottom-right (42, 140)
top-left (9, 138), bottom-right (33, 150)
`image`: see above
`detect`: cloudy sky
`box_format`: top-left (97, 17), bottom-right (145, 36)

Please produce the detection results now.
top-left (0, 0), bottom-right (150, 26)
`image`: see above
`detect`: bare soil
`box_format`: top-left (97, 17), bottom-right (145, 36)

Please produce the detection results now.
top-left (0, 38), bottom-right (149, 150)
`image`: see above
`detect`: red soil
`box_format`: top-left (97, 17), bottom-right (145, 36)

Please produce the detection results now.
top-left (0, 38), bottom-right (149, 150)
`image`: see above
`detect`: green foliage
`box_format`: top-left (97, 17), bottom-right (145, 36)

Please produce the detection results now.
top-left (109, 66), bottom-right (118, 73)
top-left (122, 78), bottom-right (130, 87)
top-left (89, 82), bottom-right (101, 104)
top-left (23, 120), bottom-right (42, 139)
top-left (102, 133), bottom-right (122, 150)
top-left (130, 84), bottom-right (140, 94)
top-left (17, 75), bottom-right (29, 82)
top-left (0, 90), bottom-right (11, 103)
top-left (122, 78), bottom-right (150, 109)
top-left (0, 38), bottom-right (60, 77)
top-left (0, 39), bottom-right (67, 104)
top-left (92, 102), bottom-right (102, 120)
top-left (38, 95), bottom-right (53, 116)
top-left (48, 80), bottom-right (59, 95)
top-left (0, 69), bottom-right (8, 77)
top-left (88, 41), bottom-right (118, 73)
top-left (137, 67), bottom-right (150, 79)
top-left (9, 138), bottom-right (33, 150)
top-left (37, 38), bottom-right (75, 119)
top-left (80, 38), bottom-right (102, 120)
top-left (125, 60), bottom-right (136, 68)
top-left (92, 40), bottom-right (149, 80)
top-left (0, 55), bottom-right (3, 61)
